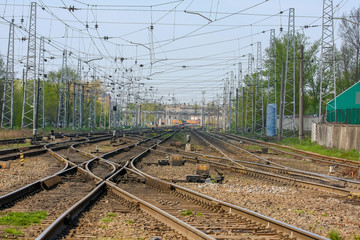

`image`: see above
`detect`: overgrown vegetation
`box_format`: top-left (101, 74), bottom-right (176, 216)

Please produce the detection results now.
top-left (0, 211), bottom-right (47, 226)
top-left (279, 137), bottom-right (359, 161)
top-left (328, 229), bottom-right (342, 240)
top-left (172, 132), bottom-right (187, 143)
top-left (2, 227), bottom-right (24, 236)
top-left (0, 142), bottom-right (31, 150)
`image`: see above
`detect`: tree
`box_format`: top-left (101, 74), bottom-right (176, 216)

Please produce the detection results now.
top-left (263, 32), bottom-right (320, 115)
top-left (338, 6), bottom-right (360, 84)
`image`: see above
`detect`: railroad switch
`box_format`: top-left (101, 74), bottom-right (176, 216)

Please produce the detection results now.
top-left (158, 159), bottom-right (170, 166)
top-left (196, 163), bottom-right (210, 178)
top-left (186, 175), bottom-right (202, 182)
top-left (171, 154), bottom-right (186, 166)
top-left (0, 161), bottom-right (10, 169)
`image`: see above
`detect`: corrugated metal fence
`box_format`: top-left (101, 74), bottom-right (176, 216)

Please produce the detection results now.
top-left (326, 108), bottom-right (360, 124)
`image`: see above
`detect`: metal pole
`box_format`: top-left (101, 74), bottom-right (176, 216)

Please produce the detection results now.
top-left (235, 88), bottom-right (239, 133)
top-left (229, 91), bottom-right (232, 131)
top-left (34, 77), bottom-right (40, 136)
top-left (299, 45), bottom-right (304, 140)
top-left (242, 87), bottom-right (245, 134)
top-left (73, 78), bottom-right (76, 129)
top-left (80, 85), bottom-right (84, 128)
top-left (279, 62), bottom-right (285, 141)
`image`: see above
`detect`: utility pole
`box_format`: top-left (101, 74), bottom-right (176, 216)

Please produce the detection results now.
top-left (1, 20), bottom-right (15, 128)
top-left (267, 29), bottom-right (277, 106)
top-left (319, 0), bottom-right (336, 122)
top-left (222, 80), bottom-right (227, 130)
top-left (21, 2), bottom-right (37, 129)
top-left (279, 62), bottom-right (285, 141)
top-left (284, 8), bottom-right (296, 135)
top-left (216, 94), bottom-right (220, 129)
top-left (201, 91), bottom-right (205, 126)
top-left (299, 45), bottom-right (304, 141)
top-left (38, 37), bottom-right (45, 129)
top-left (88, 87), bottom-right (96, 129)
top-left (73, 59), bottom-right (81, 129)
top-left (267, 29), bottom-right (277, 136)
top-left (246, 53), bottom-right (254, 133)
top-left (255, 42), bottom-right (264, 135)
top-left (242, 87), bottom-right (245, 134)
top-left (57, 50), bottom-right (67, 128)
top-left (235, 88), bottom-right (239, 133)
top-left (237, 63), bottom-right (243, 133)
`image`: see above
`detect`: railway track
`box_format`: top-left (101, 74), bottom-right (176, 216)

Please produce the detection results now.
top-left (190, 130), bottom-right (360, 195)
top-left (2, 128), bottom-right (330, 239)
top-left (204, 131), bottom-right (360, 188)
top-left (221, 132), bottom-right (360, 170)
top-left (0, 167), bottom-right (97, 239)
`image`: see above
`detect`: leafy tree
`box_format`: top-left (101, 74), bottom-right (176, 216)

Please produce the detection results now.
top-left (263, 32), bottom-right (320, 115)
top-left (338, 6), bottom-right (360, 84)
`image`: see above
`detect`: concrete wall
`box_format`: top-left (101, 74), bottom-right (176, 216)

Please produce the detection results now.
top-left (312, 122), bottom-right (360, 151)
top-left (278, 115), bottom-right (318, 131)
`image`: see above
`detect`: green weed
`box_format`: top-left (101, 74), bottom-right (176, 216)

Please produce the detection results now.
top-left (196, 212), bottom-right (203, 217)
top-left (309, 210), bottom-right (315, 215)
top-left (294, 209), bottom-right (305, 214)
top-left (3, 228), bottom-right (24, 236)
top-left (107, 212), bottom-right (116, 218)
top-left (101, 217), bottom-right (112, 223)
top-left (328, 229), bottom-right (342, 240)
top-left (354, 235), bottom-right (360, 240)
top-left (181, 209), bottom-right (193, 216)
top-left (0, 211), bottom-right (47, 226)
top-left (125, 220), bottom-right (134, 224)
top-left (322, 213), bottom-right (328, 217)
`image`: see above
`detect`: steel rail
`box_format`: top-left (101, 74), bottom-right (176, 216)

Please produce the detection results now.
top-left (192, 130), bottom-right (353, 195)
top-left (201, 131), bottom-right (360, 189)
top-left (222, 132), bottom-right (360, 168)
top-left (129, 135), bottom-right (329, 240)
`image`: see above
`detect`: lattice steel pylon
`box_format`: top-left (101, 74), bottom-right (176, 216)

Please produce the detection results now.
top-left (254, 42), bottom-right (264, 135)
top-left (266, 29), bottom-right (277, 136)
top-left (283, 8), bottom-right (296, 135)
top-left (222, 78), bottom-right (228, 130)
top-left (267, 29), bottom-right (277, 105)
top-left (58, 50), bottom-right (68, 128)
top-left (201, 91), bottom-right (206, 126)
top-left (37, 37), bottom-right (45, 129)
top-left (73, 59), bottom-right (82, 129)
top-left (319, 0), bottom-right (336, 122)
top-left (21, 2), bottom-right (37, 129)
top-left (245, 53), bottom-right (254, 133)
top-left (88, 87), bottom-right (96, 129)
top-left (237, 62), bottom-right (243, 132)
top-left (1, 21), bottom-right (15, 128)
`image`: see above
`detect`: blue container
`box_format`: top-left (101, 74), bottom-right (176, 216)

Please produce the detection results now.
top-left (266, 103), bottom-right (277, 136)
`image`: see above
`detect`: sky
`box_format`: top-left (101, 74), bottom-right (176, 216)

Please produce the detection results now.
top-left (0, 0), bottom-right (358, 106)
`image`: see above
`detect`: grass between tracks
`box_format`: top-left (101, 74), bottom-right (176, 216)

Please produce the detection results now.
top-left (279, 137), bottom-right (359, 161)
top-left (0, 211), bottom-right (47, 226)
top-left (0, 142), bottom-right (31, 150)
top-left (0, 211), bottom-right (47, 238)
